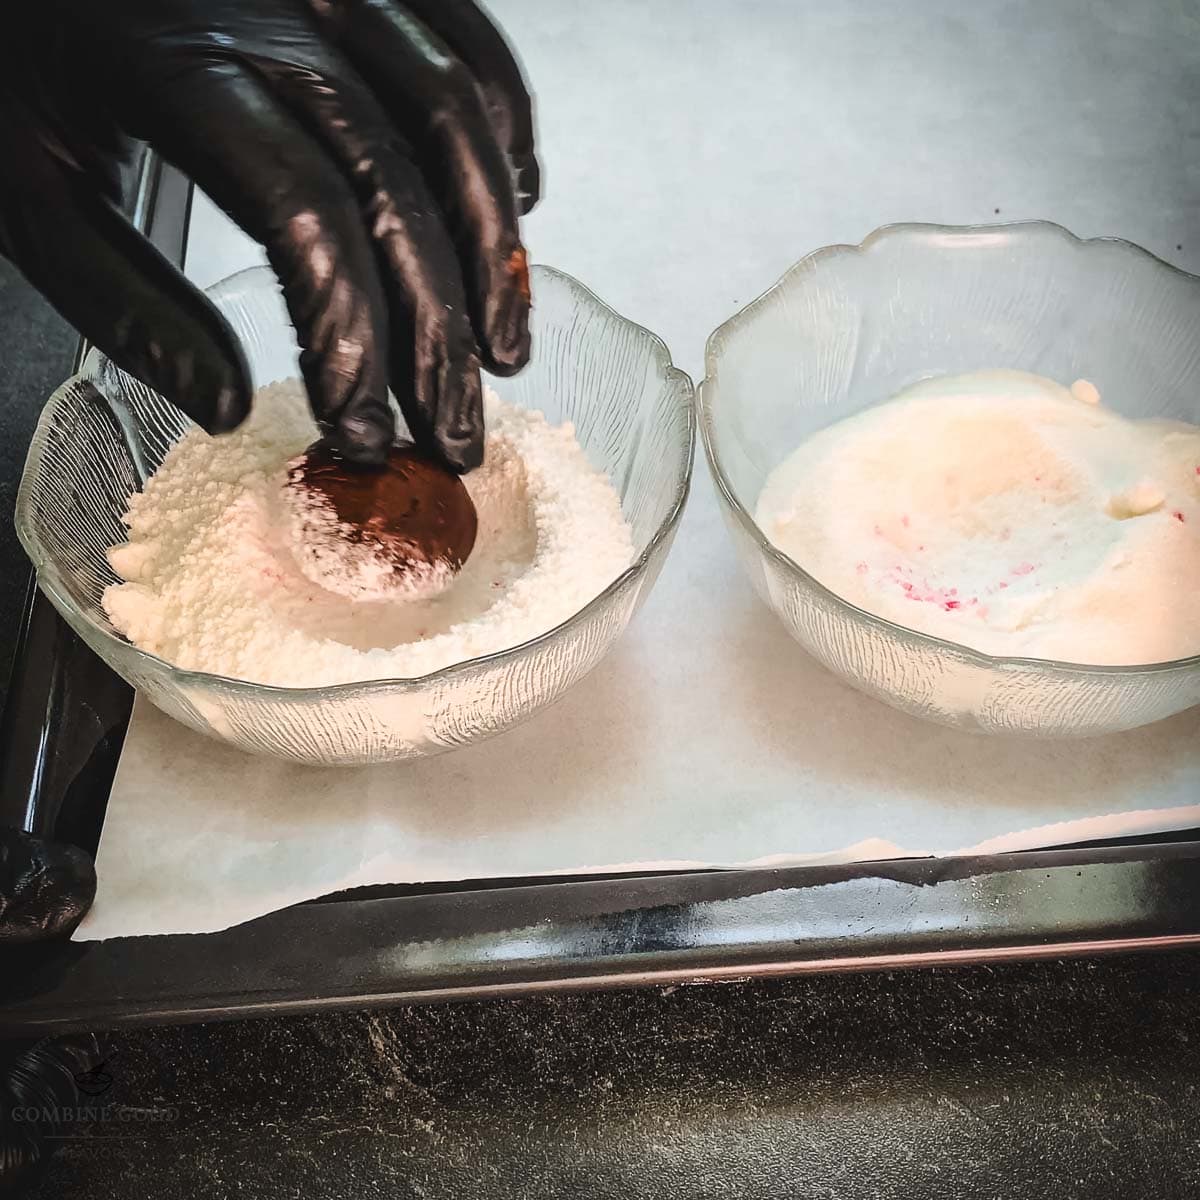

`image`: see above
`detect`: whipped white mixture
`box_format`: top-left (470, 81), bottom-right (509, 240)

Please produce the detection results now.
top-left (757, 370), bottom-right (1200, 665)
top-left (103, 381), bottom-right (634, 687)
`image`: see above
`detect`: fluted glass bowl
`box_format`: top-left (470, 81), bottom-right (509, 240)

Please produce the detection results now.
top-left (701, 222), bottom-right (1200, 737)
top-left (17, 265), bottom-right (694, 764)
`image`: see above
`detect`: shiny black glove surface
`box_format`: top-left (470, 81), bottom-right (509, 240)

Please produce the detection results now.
top-left (0, 1033), bottom-right (108, 1194)
top-left (0, 827), bottom-right (95, 947)
top-left (0, 829), bottom-right (100, 1192)
top-left (0, 0), bottom-right (539, 471)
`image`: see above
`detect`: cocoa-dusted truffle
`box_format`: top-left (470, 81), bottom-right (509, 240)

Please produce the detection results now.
top-left (286, 440), bottom-right (478, 602)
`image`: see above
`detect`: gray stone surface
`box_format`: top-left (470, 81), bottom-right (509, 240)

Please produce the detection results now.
top-left (24, 953), bottom-right (1200, 1199)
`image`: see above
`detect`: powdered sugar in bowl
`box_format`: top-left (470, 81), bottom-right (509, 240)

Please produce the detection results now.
top-left (17, 266), bottom-right (694, 764)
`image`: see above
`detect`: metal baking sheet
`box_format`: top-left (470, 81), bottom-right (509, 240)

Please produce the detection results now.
top-left (2, 155), bottom-right (1199, 1034)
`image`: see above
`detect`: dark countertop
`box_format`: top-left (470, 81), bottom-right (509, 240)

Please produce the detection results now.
top-left (24, 955), bottom-right (1200, 1199)
top-left (0, 264), bottom-right (78, 711)
top-left (5, 264), bottom-right (1200, 1199)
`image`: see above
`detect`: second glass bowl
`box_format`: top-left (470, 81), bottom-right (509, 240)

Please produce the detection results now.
top-left (701, 222), bottom-right (1200, 736)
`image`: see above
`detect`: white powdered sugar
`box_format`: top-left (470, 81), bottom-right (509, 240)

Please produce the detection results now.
top-left (103, 381), bottom-right (634, 687)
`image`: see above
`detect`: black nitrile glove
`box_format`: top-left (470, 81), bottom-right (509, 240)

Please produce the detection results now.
top-left (0, 1033), bottom-right (109, 1196)
top-left (0, 828), bottom-right (101, 1194)
top-left (0, 0), bottom-right (539, 472)
top-left (0, 828), bottom-right (95, 947)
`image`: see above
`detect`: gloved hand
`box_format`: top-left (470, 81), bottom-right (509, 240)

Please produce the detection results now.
top-left (0, 828), bottom-right (103, 1193)
top-left (0, 0), bottom-right (539, 472)
top-left (0, 828), bottom-right (95, 947)
top-left (0, 1031), bottom-right (108, 1195)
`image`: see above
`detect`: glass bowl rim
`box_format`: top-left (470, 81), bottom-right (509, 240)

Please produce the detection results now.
top-left (699, 219), bottom-right (1200, 677)
top-left (17, 263), bottom-right (696, 699)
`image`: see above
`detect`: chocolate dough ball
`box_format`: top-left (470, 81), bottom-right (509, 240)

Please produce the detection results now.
top-left (286, 441), bottom-right (478, 601)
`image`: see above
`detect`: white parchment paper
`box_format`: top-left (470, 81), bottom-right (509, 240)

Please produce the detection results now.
top-left (76, 479), bottom-right (1200, 939)
top-left (75, 0), bottom-right (1200, 940)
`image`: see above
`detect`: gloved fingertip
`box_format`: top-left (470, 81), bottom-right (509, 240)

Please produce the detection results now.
top-left (159, 333), bottom-right (252, 436)
top-left (330, 409), bottom-right (396, 467)
top-left (482, 246), bottom-right (532, 375)
top-left (437, 431), bottom-right (485, 475)
top-left (204, 368), bottom-right (254, 435)
top-left (482, 332), bottom-right (531, 378)
top-left (435, 383), bottom-right (485, 474)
